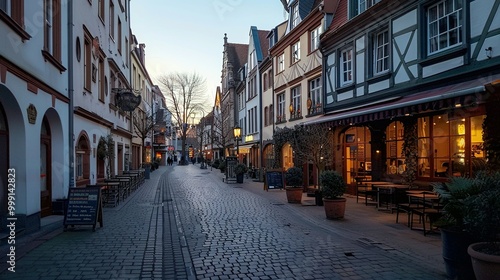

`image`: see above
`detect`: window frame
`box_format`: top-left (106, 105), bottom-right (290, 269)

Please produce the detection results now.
top-left (277, 53), bottom-right (285, 73)
top-left (291, 41), bottom-right (301, 64)
top-left (308, 77), bottom-right (322, 115)
top-left (109, 0), bottom-right (114, 40)
top-left (340, 47), bottom-right (353, 86)
top-left (310, 25), bottom-right (321, 52)
top-left (291, 3), bottom-right (299, 29)
top-left (291, 85), bottom-right (301, 119)
top-left (373, 29), bottom-right (389, 75)
top-left (426, 0), bottom-right (463, 55)
top-left (277, 93), bottom-right (286, 123)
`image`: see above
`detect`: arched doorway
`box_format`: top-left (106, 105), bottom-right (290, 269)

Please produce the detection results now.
top-left (0, 103), bottom-right (8, 226)
top-left (343, 126), bottom-right (372, 185)
top-left (40, 117), bottom-right (52, 217)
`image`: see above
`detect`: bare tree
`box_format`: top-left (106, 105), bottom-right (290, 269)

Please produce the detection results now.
top-left (212, 101), bottom-right (233, 158)
top-left (132, 109), bottom-right (155, 163)
top-left (294, 124), bottom-right (335, 186)
top-left (157, 72), bottom-right (207, 165)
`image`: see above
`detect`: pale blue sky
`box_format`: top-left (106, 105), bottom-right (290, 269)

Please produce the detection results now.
top-left (130, 0), bottom-right (287, 103)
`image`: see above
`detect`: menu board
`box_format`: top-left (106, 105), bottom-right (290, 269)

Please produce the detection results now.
top-left (64, 186), bottom-right (103, 231)
top-left (265, 170), bottom-right (284, 190)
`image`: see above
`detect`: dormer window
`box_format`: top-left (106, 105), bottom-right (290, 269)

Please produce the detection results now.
top-left (350, 0), bottom-right (381, 18)
top-left (291, 3), bottom-right (299, 29)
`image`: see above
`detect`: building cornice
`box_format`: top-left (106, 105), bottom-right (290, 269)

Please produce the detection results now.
top-left (0, 55), bottom-right (69, 104)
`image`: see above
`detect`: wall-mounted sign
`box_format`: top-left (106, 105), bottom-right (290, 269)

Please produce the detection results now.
top-left (115, 90), bottom-right (141, 111)
top-left (27, 104), bottom-right (37, 124)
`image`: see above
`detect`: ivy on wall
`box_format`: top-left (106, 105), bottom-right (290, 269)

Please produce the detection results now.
top-left (401, 118), bottom-right (417, 187)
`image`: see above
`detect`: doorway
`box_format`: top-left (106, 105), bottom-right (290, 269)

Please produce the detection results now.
top-left (40, 117), bottom-right (52, 217)
top-left (0, 103), bottom-right (8, 228)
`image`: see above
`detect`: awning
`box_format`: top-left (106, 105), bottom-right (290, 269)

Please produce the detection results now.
top-left (302, 75), bottom-right (500, 127)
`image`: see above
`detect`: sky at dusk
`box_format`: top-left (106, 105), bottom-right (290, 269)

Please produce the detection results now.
top-left (130, 0), bottom-right (287, 107)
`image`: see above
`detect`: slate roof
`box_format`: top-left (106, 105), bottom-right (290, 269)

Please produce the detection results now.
top-left (226, 43), bottom-right (248, 80)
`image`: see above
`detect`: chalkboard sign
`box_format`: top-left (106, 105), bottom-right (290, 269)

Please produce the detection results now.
top-left (264, 169), bottom-right (284, 190)
top-left (64, 186), bottom-right (103, 231)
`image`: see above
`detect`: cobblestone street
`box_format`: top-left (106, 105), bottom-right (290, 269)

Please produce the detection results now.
top-left (0, 165), bottom-right (446, 279)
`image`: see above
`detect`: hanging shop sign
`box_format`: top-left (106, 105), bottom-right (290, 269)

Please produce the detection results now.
top-left (115, 90), bottom-right (141, 111)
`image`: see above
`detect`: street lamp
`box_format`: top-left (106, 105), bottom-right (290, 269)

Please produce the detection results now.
top-left (233, 125), bottom-right (241, 157)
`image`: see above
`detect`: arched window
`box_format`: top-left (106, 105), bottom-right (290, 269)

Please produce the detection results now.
top-left (76, 134), bottom-right (90, 183)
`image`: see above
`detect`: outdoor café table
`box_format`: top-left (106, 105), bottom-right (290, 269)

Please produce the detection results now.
top-left (375, 184), bottom-right (410, 211)
top-left (406, 191), bottom-right (441, 234)
top-left (117, 174), bottom-right (138, 191)
top-left (96, 181), bottom-right (120, 207)
top-left (356, 181), bottom-right (390, 206)
top-left (105, 178), bottom-right (130, 201)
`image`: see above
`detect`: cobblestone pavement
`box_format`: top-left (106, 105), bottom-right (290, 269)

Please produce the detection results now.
top-left (0, 164), bottom-right (448, 279)
top-left (166, 165), bottom-right (446, 280)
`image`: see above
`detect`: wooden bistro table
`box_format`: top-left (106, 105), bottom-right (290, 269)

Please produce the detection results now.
top-left (356, 181), bottom-right (390, 206)
top-left (96, 181), bottom-right (121, 207)
top-left (376, 184), bottom-right (410, 212)
top-left (406, 191), bottom-right (441, 235)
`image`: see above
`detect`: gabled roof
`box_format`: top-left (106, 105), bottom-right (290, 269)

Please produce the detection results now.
top-left (257, 30), bottom-right (270, 59)
top-left (226, 43), bottom-right (248, 77)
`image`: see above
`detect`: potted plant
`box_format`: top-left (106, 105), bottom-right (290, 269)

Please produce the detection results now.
top-left (219, 160), bottom-right (226, 173)
top-left (285, 167), bottom-right (303, 204)
top-left (464, 171), bottom-right (500, 280)
top-left (432, 177), bottom-right (479, 280)
top-left (234, 163), bottom-right (248, 184)
top-left (320, 171), bottom-right (347, 219)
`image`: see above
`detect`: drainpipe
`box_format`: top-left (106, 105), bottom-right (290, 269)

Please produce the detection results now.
top-left (68, 0), bottom-right (74, 189)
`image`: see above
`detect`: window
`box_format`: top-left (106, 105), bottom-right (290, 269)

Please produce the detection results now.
top-left (0, 0), bottom-right (25, 28)
top-left (310, 26), bottom-right (322, 52)
top-left (277, 54), bottom-right (285, 72)
top-left (308, 77), bottom-right (322, 115)
top-left (109, 0), bottom-right (114, 39)
top-left (117, 17), bottom-right (122, 54)
top-left (350, 0), bottom-right (381, 17)
top-left (291, 86), bottom-right (301, 118)
top-left (373, 30), bottom-right (389, 75)
top-left (427, 0), bottom-right (462, 55)
top-left (84, 33), bottom-right (92, 91)
top-left (125, 37), bottom-right (129, 67)
top-left (291, 3), bottom-right (299, 29)
top-left (292, 41), bottom-right (300, 63)
top-left (264, 106), bottom-right (269, 127)
top-left (43, 0), bottom-right (62, 63)
top-left (277, 93), bottom-right (285, 122)
top-left (386, 121), bottom-right (405, 175)
top-left (340, 48), bottom-right (353, 86)
top-left (98, 57), bottom-right (105, 102)
top-left (263, 73), bottom-right (267, 91)
top-left (44, 0), bottom-right (53, 53)
top-left (417, 114), bottom-right (486, 179)
top-left (98, 0), bottom-right (105, 22)
top-left (269, 104), bottom-right (274, 125)
top-left (249, 50), bottom-right (257, 70)
top-left (268, 70), bottom-right (273, 89)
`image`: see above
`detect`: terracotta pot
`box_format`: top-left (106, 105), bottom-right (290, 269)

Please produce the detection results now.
top-left (323, 197), bottom-right (346, 220)
top-left (468, 242), bottom-right (500, 280)
top-left (285, 187), bottom-right (302, 203)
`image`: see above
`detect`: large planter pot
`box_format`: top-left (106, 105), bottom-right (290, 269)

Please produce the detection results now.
top-left (285, 187), bottom-right (303, 204)
top-left (441, 228), bottom-right (476, 280)
top-left (236, 173), bottom-right (244, 183)
top-left (468, 242), bottom-right (500, 280)
top-left (323, 197), bottom-right (346, 220)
